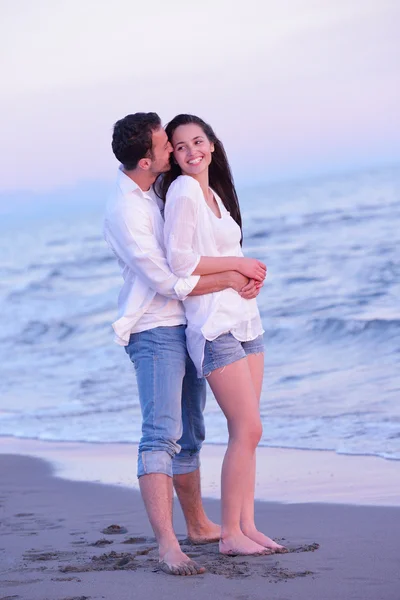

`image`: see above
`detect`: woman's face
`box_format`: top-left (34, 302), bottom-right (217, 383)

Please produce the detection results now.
top-left (171, 123), bottom-right (214, 177)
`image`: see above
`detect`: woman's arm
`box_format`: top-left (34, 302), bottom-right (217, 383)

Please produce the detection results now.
top-left (193, 256), bottom-right (266, 282)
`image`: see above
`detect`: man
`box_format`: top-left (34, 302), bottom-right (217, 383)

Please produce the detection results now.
top-left (104, 112), bottom-right (259, 575)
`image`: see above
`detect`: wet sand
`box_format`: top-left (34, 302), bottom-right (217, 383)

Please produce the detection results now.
top-left (1, 437), bottom-right (399, 506)
top-left (1, 451), bottom-right (400, 600)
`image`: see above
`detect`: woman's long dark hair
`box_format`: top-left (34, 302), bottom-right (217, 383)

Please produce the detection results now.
top-left (156, 114), bottom-right (243, 239)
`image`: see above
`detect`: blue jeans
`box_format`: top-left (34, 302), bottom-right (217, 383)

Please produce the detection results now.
top-left (125, 325), bottom-right (206, 478)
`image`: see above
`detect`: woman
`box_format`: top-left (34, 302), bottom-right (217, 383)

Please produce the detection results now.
top-left (159, 114), bottom-right (287, 556)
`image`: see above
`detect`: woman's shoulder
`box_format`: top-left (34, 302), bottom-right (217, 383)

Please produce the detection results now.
top-left (167, 175), bottom-right (202, 200)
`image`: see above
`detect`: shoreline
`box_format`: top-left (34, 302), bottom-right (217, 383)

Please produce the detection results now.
top-left (1, 436), bottom-right (399, 507)
top-left (1, 452), bottom-right (400, 599)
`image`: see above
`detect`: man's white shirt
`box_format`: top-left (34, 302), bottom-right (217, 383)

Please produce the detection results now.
top-left (103, 168), bottom-right (200, 344)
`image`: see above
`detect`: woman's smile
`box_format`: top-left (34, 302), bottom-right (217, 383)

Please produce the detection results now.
top-left (187, 156), bottom-right (203, 165)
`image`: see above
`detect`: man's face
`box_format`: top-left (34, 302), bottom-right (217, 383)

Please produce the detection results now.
top-left (149, 127), bottom-right (173, 175)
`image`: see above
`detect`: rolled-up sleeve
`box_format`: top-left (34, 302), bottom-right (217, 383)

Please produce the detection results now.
top-left (105, 202), bottom-right (199, 300)
top-left (164, 191), bottom-right (201, 278)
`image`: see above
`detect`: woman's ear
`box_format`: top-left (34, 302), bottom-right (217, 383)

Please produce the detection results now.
top-left (210, 142), bottom-right (215, 153)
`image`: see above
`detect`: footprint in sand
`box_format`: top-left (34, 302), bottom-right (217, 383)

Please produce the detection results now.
top-left (101, 524), bottom-right (128, 535)
top-left (89, 539), bottom-right (113, 547)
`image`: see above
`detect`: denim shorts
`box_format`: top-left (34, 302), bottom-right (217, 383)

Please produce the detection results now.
top-left (202, 332), bottom-right (264, 377)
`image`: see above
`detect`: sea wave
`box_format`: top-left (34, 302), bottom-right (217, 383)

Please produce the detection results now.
top-left (310, 316), bottom-right (400, 339)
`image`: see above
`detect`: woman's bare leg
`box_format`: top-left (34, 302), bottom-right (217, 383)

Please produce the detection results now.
top-left (206, 358), bottom-right (269, 555)
top-left (240, 352), bottom-right (287, 553)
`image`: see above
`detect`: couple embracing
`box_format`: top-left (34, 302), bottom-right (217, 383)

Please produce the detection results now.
top-left (104, 112), bottom-right (286, 576)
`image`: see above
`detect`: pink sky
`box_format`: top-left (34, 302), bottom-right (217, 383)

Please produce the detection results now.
top-left (1, 0), bottom-right (399, 193)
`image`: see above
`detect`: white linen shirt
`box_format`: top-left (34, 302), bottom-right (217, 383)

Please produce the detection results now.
top-left (164, 175), bottom-right (264, 377)
top-left (103, 169), bottom-right (200, 344)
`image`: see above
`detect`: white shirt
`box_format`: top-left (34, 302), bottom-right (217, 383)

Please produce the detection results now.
top-left (164, 175), bottom-right (264, 376)
top-left (103, 169), bottom-right (200, 344)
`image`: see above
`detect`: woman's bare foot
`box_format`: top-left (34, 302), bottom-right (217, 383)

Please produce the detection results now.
top-left (159, 545), bottom-right (206, 575)
top-left (241, 526), bottom-right (288, 553)
top-left (219, 532), bottom-right (273, 556)
top-left (187, 519), bottom-right (221, 544)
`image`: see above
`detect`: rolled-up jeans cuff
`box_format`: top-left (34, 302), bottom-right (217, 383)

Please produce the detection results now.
top-left (172, 451), bottom-right (200, 475)
top-left (137, 450), bottom-right (173, 479)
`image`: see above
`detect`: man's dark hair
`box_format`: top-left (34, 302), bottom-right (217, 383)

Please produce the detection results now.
top-left (111, 112), bottom-right (161, 170)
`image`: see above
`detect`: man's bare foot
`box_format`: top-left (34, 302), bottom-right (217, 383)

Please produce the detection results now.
top-left (241, 526), bottom-right (288, 553)
top-left (219, 532), bottom-right (273, 556)
top-left (187, 519), bottom-right (221, 544)
top-left (159, 546), bottom-right (206, 576)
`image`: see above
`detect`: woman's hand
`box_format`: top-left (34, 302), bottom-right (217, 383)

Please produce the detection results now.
top-left (236, 257), bottom-right (267, 282)
top-left (229, 272), bottom-right (262, 299)
top-left (239, 278), bottom-right (263, 300)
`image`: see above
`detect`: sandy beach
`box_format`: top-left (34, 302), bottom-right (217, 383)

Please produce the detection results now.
top-left (1, 441), bottom-right (400, 599)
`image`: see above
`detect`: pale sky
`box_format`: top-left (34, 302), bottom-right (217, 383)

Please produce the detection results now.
top-left (1, 0), bottom-right (399, 192)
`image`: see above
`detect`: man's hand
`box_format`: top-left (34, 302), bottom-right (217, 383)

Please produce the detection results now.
top-left (229, 271), bottom-right (250, 293)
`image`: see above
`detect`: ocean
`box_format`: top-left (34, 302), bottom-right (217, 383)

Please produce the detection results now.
top-left (1, 165), bottom-right (399, 460)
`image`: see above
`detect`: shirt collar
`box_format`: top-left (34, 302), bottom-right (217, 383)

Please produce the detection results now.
top-left (117, 166), bottom-right (153, 199)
